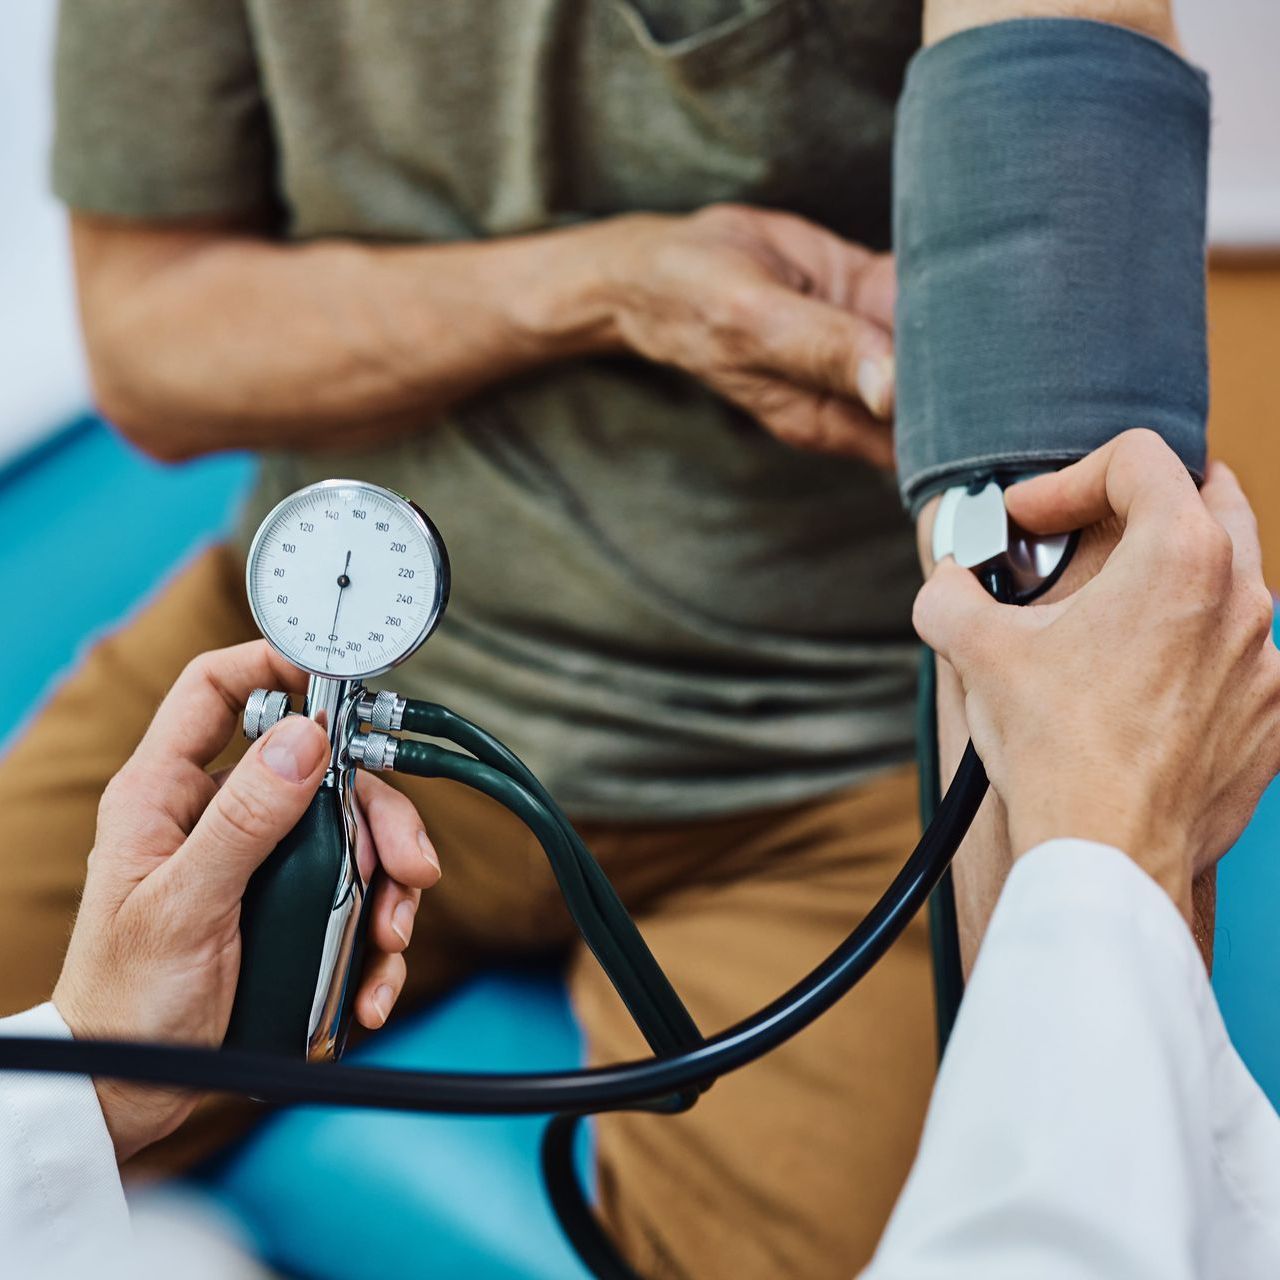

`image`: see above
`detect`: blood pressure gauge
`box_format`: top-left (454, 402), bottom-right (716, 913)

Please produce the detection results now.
top-left (246, 478), bottom-right (449, 680)
top-left (229, 479), bottom-right (449, 1062)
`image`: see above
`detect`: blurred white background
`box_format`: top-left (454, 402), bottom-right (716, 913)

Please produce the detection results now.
top-left (1175, 0), bottom-right (1280, 252)
top-left (1, 0), bottom-right (1276, 463)
top-left (1, 1), bottom-right (86, 462)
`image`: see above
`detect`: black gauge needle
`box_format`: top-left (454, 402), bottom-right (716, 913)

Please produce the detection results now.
top-left (325, 550), bottom-right (352, 671)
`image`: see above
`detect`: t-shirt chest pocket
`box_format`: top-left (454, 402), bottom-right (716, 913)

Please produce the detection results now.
top-left (567, 0), bottom-right (919, 245)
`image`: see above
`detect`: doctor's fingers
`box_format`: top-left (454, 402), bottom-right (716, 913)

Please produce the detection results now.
top-left (912, 559), bottom-right (1036, 674)
top-left (132, 641), bottom-right (309, 774)
top-left (1005, 429), bottom-right (1202, 553)
top-left (191, 758), bottom-right (439, 948)
top-left (354, 774), bottom-right (441, 956)
top-left (355, 772), bottom-right (442, 891)
top-left (157, 715), bottom-right (329, 907)
top-left (1200, 462), bottom-right (1265, 588)
top-left (366, 872), bottom-right (423, 954)
top-left (353, 950), bottom-right (408, 1031)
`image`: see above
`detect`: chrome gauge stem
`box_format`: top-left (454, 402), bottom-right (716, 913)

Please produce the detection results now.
top-left (303, 675), bottom-right (369, 1060)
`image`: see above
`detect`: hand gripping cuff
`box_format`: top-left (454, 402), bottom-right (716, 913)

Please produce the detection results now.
top-left (892, 19), bottom-right (1211, 516)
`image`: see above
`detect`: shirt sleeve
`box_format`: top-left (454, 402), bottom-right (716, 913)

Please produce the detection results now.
top-left (861, 837), bottom-right (1280, 1280)
top-left (51, 0), bottom-right (276, 220)
top-left (0, 1003), bottom-right (131, 1273)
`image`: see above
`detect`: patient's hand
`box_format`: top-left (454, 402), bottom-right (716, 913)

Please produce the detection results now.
top-left (599, 204), bottom-right (897, 464)
top-left (914, 430), bottom-right (1280, 922)
top-left (52, 642), bottom-right (442, 1163)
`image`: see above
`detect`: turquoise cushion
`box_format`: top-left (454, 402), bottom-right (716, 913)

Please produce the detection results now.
top-left (198, 971), bottom-right (593, 1280)
top-left (1, 420), bottom-right (1277, 1276)
top-left (1206, 606), bottom-right (1280, 1104)
top-left (0, 419), bottom-right (253, 724)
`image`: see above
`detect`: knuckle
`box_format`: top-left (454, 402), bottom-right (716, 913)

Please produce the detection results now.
top-left (808, 330), bottom-right (855, 390)
top-left (776, 420), bottom-right (822, 452)
top-left (806, 402), bottom-right (846, 452)
top-left (691, 202), bottom-right (749, 234)
top-left (97, 768), bottom-right (130, 820)
top-left (389, 951), bottom-right (408, 990)
top-left (83, 845), bottom-right (110, 884)
top-left (179, 651), bottom-right (214, 689)
top-left (911, 594), bottom-right (936, 646)
top-left (213, 780), bottom-right (279, 845)
top-left (1118, 426), bottom-right (1164, 457)
top-left (1170, 515), bottom-right (1232, 584)
top-left (1245, 584), bottom-right (1277, 638)
top-left (1202, 523), bottom-right (1236, 580)
top-left (1114, 428), bottom-right (1171, 475)
top-left (916, 596), bottom-right (947, 655)
top-left (1200, 524), bottom-right (1234, 573)
top-left (912, 577), bottom-right (940, 626)
top-left (96, 763), bottom-right (147, 832)
top-left (711, 283), bottom-right (770, 339)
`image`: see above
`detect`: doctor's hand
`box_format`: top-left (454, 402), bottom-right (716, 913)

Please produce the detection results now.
top-left (913, 430), bottom-right (1280, 923)
top-left (51, 641), bottom-right (442, 1163)
top-left (594, 204), bottom-right (897, 465)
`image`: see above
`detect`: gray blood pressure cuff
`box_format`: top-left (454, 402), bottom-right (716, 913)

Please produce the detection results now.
top-left (892, 19), bottom-right (1211, 515)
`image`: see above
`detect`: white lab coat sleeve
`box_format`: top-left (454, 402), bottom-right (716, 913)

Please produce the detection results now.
top-left (0, 1002), bottom-right (131, 1269)
top-left (861, 837), bottom-right (1280, 1280)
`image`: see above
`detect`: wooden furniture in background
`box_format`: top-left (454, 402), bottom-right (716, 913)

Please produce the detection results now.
top-left (1206, 260), bottom-right (1280, 580)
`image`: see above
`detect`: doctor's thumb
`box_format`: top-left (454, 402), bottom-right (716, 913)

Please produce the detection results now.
top-left (164, 715), bottom-right (329, 906)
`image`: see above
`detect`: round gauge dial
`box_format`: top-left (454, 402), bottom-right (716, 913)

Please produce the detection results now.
top-left (246, 479), bottom-right (449, 680)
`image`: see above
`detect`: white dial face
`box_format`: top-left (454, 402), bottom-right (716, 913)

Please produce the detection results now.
top-left (247, 480), bottom-right (447, 679)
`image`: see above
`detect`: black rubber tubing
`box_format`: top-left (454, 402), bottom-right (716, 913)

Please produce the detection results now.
top-left (391, 736), bottom-right (703, 1065)
top-left (392, 712), bottom-right (702, 1280)
top-left (0, 740), bottom-right (988, 1114)
top-left (398, 702), bottom-right (704, 1057)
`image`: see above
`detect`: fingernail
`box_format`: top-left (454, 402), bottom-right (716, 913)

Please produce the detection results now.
top-left (392, 898), bottom-right (415, 946)
top-left (261, 716), bottom-right (326, 782)
top-left (857, 354), bottom-right (895, 420)
top-left (417, 829), bottom-right (441, 877)
top-left (372, 984), bottom-right (394, 1025)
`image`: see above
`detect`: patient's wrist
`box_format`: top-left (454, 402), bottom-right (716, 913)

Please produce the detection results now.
top-left (496, 219), bottom-right (634, 362)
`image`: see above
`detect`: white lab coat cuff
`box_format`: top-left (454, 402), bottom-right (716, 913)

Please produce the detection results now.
top-left (1004, 836), bottom-right (1202, 969)
top-left (864, 835), bottom-right (1280, 1280)
top-left (0, 1002), bottom-right (130, 1268)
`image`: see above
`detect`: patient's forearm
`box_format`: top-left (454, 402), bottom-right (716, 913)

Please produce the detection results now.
top-left (70, 215), bottom-right (621, 461)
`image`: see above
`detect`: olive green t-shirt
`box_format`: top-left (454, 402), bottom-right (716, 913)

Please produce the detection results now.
top-left (53, 0), bottom-right (925, 820)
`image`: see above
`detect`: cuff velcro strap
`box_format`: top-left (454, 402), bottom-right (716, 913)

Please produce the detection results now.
top-left (892, 19), bottom-right (1211, 515)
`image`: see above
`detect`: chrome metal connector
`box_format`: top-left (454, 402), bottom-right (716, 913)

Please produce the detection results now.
top-left (350, 730), bottom-right (398, 773)
top-left (357, 689), bottom-right (406, 734)
top-left (243, 688), bottom-right (291, 741)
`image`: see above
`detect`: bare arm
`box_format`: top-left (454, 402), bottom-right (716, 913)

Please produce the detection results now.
top-left (71, 205), bottom-right (898, 464)
top-left (911, 0), bottom-right (1212, 970)
top-left (924, 0), bottom-right (1176, 44)
top-left (70, 213), bottom-right (622, 459)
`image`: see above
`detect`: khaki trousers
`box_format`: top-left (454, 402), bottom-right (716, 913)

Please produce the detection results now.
top-left (0, 545), bottom-right (933, 1280)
